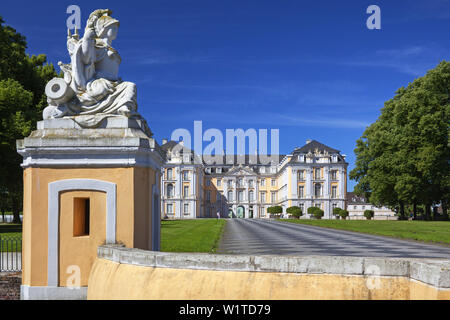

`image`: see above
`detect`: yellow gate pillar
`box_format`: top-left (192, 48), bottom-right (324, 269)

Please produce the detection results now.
top-left (16, 117), bottom-right (164, 299)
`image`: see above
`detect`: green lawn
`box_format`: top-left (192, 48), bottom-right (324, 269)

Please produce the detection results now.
top-left (280, 219), bottom-right (450, 245)
top-left (161, 219), bottom-right (227, 253)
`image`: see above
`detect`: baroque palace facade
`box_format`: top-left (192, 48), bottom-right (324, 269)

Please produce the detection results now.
top-left (160, 140), bottom-right (348, 219)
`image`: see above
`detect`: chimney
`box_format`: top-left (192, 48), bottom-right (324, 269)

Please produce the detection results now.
top-left (162, 139), bottom-right (168, 145)
top-left (306, 139), bottom-right (312, 144)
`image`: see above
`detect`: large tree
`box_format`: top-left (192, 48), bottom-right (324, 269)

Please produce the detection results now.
top-left (0, 17), bottom-right (57, 223)
top-left (350, 61), bottom-right (450, 220)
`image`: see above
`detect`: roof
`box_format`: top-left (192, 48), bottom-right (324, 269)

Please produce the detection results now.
top-left (293, 140), bottom-right (340, 154)
top-left (346, 192), bottom-right (367, 204)
top-left (161, 141), bottom-right (286, 165)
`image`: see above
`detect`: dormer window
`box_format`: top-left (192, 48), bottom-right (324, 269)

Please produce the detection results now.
top-left (332, 155), bottom-right (338, 163)
top-left (298, 155), bottom-right (305, 162)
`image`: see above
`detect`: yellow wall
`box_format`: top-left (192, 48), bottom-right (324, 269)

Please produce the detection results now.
top-left (87, 259), bottom-right (450, 300)
top-left (22, 167), bottom-right (157, 287)
top-left (59, 191), bottom-right (106, 287)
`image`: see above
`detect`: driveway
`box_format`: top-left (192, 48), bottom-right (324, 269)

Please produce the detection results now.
top-left (218, 219), bottom-right (450, 258)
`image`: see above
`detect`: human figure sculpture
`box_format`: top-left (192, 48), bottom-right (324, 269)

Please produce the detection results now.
top-left (43, 9), bottom-right (143, 128)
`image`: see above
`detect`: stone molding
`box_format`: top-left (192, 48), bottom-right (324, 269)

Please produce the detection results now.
top-left (97, 245), bottom-right (450, 289)
top-left (48, 179), bottom-right (117, 287)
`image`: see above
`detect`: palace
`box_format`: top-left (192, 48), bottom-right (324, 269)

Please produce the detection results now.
top-left (160, 139), bottom-right (348, 219)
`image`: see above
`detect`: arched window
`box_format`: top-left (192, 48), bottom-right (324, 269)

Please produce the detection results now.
top-left (167, 184), bottom-right (174, 198)
top-left (167, 168), bottom-right (173, 180)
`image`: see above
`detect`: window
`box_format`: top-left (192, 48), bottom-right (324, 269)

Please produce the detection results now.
top-left (332, 186), bottom-right (337, 198)
top-left (271, 192), bottom-right (276, 203)
top-left (183, 171), bottom-right (189, 180)
top-left (298, 155), bottom-right (305, 162)
top-left (74, 198), bottom-right (90, 237)
top-left (315, 168), bottom-right (321, 179)
top-left (249, 180), bottom-right (254, 188)
top-left (206, 179), bottom-right (211, 186)
top-left (298, 171), bottom-right (304, 180)
top-left (228, 180), bottom-right (233, 188)
top-left (167, 168), bottom-right (173, 180)
top-left (183, 186), bottom-right (189, 198)
top-left (217, 167), bottom-right (222, 174)
top-left (238, 190), bottom-right (244, 202)
top-left (271, 179), bottom-right (276, 187)
top-left (166, 184), bottom-right (174, 198)
top-left (260, 179), bottom-right (266, 187)
top-left (227, 190), bottom-right (233, 202)
top-left (314, 184), bottom-right (322, 197)
top-left (260, 192), bottom-right (266, 203)
top-left (216, 179), bottom-right (221, 187)
top-left (298, 186), bottom-right (304, 198)
top-left (332, 203), bottom-right (337, 210)
top-left (249, 190), bottom-right (254, 202)
top-left (166, 204), bottom-right (174, 214)
top-left (183, 204), bottom-right (189, 215)
top-left (206, 191), bottom-right (211, 201)
top-left (354, 206), bottom-right (357, 210)
top-left (238, 178), bottom-right (243, 187)
top-left (332, 155), bottom-right (337, 163)
top-left (299, 203), bottom-right (304, 212)
top-left (331, 170), bottom-right (337, 180)
top-left (216, 192), bottom-right (221, 201)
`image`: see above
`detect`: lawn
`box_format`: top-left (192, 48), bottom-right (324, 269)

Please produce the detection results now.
top-left (161, 219), bottom-right (227, 253)
top-left (280, 219), bottom-right (450, 245)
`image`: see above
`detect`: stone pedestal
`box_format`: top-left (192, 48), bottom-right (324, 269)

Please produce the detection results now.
top-left (17, 117), bottom-right (164, 300)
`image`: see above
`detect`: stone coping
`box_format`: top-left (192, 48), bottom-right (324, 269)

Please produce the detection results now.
top-left (98, 245), bottom-right (450, 289)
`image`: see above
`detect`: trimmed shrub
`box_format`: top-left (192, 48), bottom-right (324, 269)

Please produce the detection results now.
top-left (364, 210), bottom-right (375, 220)
top-left (267, 206), bottom-right (283, 218)
top-left (333, 207), bottom-right (342, 219)
top-left (307, 207), bottom-right (324, 219)
top-left (339, 209), bottom-right (349, 220)
top-left (286, 206), bottom-right (303, 219)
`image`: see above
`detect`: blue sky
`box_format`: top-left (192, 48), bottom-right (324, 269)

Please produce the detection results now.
top-left (2, 0), bottom-right (450, 190)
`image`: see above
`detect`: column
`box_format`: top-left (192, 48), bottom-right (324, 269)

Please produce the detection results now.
top-left (291, 168), bottom-right (298, 199)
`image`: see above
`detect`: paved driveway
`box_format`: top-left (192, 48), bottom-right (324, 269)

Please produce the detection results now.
top-left (218, 219), bottom-right (450, 258)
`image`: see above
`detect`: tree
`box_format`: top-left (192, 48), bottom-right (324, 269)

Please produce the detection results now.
top-left (307, 207), bottom-right (324, 219)
top-left (350, 61), bottom-right (450, 221)
top-left (339, 209), bottom-right (349, 220)
top-left (267, 206), bottom-right (283, 218)
top-left (287, 206), bottom-right (303, 219)
top-left (333, 207), bottom-right (343, 219)
top-left (0, 17), bottom-right (57, 223)
top-left (364, 210), bottom-right (375, 220)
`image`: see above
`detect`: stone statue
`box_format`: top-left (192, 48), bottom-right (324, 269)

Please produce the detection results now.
top-left (43, 9), bottom-right (144, 129)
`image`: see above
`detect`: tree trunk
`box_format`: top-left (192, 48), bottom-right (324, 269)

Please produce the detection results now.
top-left (425, 203), bottom-right (431, 221)
top-left (442, 201), bottom-right (448, 220)
top-left (11, 197), bottom-right (21, 224)
top-left (413, 202), bottom-right (417, 220)
top-left (399, 202), bottom-right (405, 219)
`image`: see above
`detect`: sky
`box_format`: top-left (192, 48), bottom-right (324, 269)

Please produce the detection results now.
top-left (2, 0), bottom-right (450, 191)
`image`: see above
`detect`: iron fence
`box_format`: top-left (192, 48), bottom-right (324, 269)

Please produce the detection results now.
top-left (0, 235), bottom-right (22, 272)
